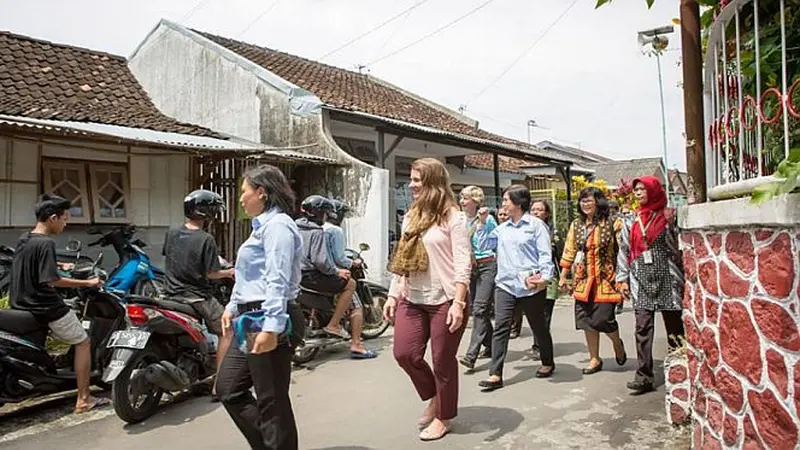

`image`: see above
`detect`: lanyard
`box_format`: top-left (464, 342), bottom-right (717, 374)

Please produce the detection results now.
top-left (636, 214), bottom-right (657, 248)
top-left (581, 223), bottom-right (597, 251)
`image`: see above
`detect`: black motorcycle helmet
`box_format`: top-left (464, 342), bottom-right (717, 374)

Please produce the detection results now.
top-left (327, 199), bottom-right (350, 226)
top-left (300, 195), bottom-right (333, 225)
top-left (184, 189), bottom-right (225, 221)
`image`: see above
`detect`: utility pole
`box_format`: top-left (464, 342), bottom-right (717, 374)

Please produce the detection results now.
top-left (680, 0), bottom-right (707, 203)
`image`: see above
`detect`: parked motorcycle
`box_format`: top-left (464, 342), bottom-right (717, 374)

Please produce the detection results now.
top-left (85, 225), bottom-right (165, 298)
top-left (293, 243), bottom-right (389, 364)
top-left (0, 243), bottom-right (94, 298)
top-left (102, 294), bottom-right (218, 424)
top-left (0, 244), bottom-right (126, 408)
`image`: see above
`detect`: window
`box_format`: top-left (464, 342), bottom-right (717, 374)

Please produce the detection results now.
top-left (42, 159), bottom-right (130, 224)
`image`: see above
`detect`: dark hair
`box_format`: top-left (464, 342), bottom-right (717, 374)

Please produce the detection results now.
top-left (243, 164), bottom-right (296, 214)
top-left (503, 184), bottom-right (531, 212)
top-left (532, 199), bottom-right (552, 224)
top-left (34, 194), bottom-right (71, 222)
top-left (578, 187), bottom-right (610, 222)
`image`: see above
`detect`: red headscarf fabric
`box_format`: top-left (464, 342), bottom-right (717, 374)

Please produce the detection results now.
top-left (628, 176), bottom-right (668, 264)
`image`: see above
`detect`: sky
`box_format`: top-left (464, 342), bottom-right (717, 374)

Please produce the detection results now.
top-left (0, 0), bottom-right (688, 169)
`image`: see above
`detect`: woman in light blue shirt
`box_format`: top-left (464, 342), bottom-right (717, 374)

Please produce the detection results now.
top-left (216, 164), bottom-right (303, 450)
top-left (475, 185), bottom-right (555, 391)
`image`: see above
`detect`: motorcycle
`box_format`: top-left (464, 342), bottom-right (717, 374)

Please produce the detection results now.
top-left (0, 244), bottom-right (126, 408)
top-left (85, 225), bottom-right (164, 298)
top-left (0, 243), bottom-right (94, 298)
top-left (101, 294), bottom-right (218, 424)
top-left (293, 243), bottom-right (390, 364)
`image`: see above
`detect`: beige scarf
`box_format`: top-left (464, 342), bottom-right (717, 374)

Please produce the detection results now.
top-left (388, 211), bottom-right (435, 276)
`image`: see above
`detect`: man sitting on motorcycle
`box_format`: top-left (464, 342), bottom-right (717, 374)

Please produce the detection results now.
top-left (9, 194), bottom-right (106, 414)
top-left (162, 189), bottom-right (235, 400)
top-left (324, 199), bottom-right (377, 359)
top-left (295, 195), bottom-right (357, 341)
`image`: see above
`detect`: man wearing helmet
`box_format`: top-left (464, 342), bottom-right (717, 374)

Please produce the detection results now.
top-left (324, 199), bottom-right (377, 358)
top-left (296, 195), bottom-right (357, 340)
top-left (163, 189), bottom-right (235, 397)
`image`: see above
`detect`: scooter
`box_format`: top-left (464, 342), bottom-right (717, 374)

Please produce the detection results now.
top-left (101, 294), bottom-right (218, 424)
top-left (0, 244), bottom-right (94, 298)
top-left (292, 243), bottom-right (389, 364)
top-left (84, 225), bottom-right (164, 298)
top-left (0, 244), bottom-right (126, 408)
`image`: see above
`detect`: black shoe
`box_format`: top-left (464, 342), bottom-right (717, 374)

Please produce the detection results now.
top-left (615, 342), bottom-right (627, 366)
top-left (479, 378), bottom-right (504, 391)
top-left (459, 357), bottom-right (475, 370)
top-left (582, 361), bottom-right (604, 375)
top-left (536, 366), bottom-right (555, 378)
top-left (627, 380), bottom-right (655, 395)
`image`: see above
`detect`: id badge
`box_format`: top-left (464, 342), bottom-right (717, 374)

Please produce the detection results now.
top-left (575, 251), bottom-right (585, 264)
top-left (643, 250), bottom-right (654, 265)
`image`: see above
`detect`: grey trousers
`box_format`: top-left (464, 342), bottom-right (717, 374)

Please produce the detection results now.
top-left (464, 260), bottom-right (497, 363)
top-left (634, 309), bottom-right (685, 384)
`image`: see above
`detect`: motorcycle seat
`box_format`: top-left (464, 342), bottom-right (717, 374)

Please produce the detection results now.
top-left (127, 295), bottom-right (200, 319)
top-left (0, 309), bottom-right (43, 335)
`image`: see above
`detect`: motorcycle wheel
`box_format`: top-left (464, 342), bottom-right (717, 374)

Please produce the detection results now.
top-left (111, 348), bottom-right (163, 424)
top-left (292, 312), bottom-right (320, 365)
top-left (360, 292), bottom-right (390, 340)
top-left (134, 275), bottom-right (165, 298)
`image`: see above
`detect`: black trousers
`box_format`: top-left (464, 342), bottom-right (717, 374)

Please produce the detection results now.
top-left (490, 288), bottom-right (554, 378)
top-left (634, 309), bottom-right (685, 384)
top-left (216, 342), bottom-right (298, 450)
top-left (511, 299), bottom-right (555, 349)
top-left (464, 260), bottom-right (497, 362)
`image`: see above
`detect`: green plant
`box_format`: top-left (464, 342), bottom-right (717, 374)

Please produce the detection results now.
top-left (0, 296), bottom-right (7, 309)
top-left (751, 148), bottom-right (800, 203)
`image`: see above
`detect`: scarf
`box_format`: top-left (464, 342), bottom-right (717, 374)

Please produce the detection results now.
top-left (629, 175), bottom-right (668, 264)
top-left (388, 210), bottom-right (435, 276)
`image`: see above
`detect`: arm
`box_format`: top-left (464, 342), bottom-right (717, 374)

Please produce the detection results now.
top-left (616, 219), bottom-right (631, 283)
top-left (327, 228), bottom-right (354, 269)
top-left (39, 240), bottom-right (96, 288)
top-left (310, 231), bottom-right (337, 275)
top-left (535, 221), bottom-right (554, 281)
top-left (475, 216), bottom-right (499, 252)
top-left (449, 211), bottom-right (472, 305)
top-left (258, 222), bottom-right (296, 333)
top-left (559, 222), bottom-right (577, 281)
top-left (203, 237), bottom-right (233, 280)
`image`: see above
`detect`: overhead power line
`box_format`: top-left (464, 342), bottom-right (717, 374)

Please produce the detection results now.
top-left (237, 0), bottom-right (281, 39)
top-left (467, 0), bottom-right (579, 105)
top-left (366, 0), bottom-right (499, 66)
top-left (318, 0), bottom-right (434, 61)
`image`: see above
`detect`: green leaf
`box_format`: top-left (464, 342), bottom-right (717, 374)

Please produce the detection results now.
top-left (788, 148), bottom-right (800, 163)
top-left (750, 183), bottom-right (780, 204)
top-left (646, 0), bottom-right (655, 8)
top-left (595, 0), bottom-right (612, 8)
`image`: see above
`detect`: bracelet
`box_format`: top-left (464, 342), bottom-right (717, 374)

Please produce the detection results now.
top-left (453, 300), bottom-right (467, 310)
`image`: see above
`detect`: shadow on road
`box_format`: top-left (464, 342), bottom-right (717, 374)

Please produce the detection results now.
top-left (122, 392), bottom-right (221, 435)
top-left (292, 334), bottom-right (393, 372)
top-left (453, 405), bottom-right (524, 442)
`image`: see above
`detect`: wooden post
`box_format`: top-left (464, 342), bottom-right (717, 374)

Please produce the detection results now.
top-left (680, 0), bottom-right (707, 203)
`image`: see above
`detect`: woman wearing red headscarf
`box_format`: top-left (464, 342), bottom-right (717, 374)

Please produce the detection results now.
top-left (616, 176), bottom-right (684, 395)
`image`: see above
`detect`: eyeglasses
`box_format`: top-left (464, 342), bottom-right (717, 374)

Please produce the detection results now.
top-left (579, 199), bottom-right (596, 205)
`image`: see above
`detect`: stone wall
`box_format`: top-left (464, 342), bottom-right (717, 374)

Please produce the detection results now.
top-left (679, 194), bottom-right (800, 449)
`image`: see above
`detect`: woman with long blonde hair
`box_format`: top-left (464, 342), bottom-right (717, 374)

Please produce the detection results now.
top-left (383, 157), bottom-right (471, 442)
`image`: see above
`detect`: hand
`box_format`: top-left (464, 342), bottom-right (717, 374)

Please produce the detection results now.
top-left (87, 277), bottom-right (104, 288)
top-left (251, 332), bottom-right (278, 354)
top-left (383, 296), bottom-right (397, 322)
top-left (526, 275), bottom-right (548, 291)
top-left (58, 262), bottom-right (75, 271)
top-left (337, 269), bottom-right (351, 279)
top-left (221, 311), bottom-right (233, 338)
top-left (477, 207), bottom-right (490, 224)
top-left (558, 276), bottom-right (571, 293)
top-left (224, 267), bottom-right (236, 279)
top-left (617, 282), bottom-right (630, 298)
top-left (446, 302), bottom-right (465, 333)
top-left (351, 259), bottom-right (362, 268)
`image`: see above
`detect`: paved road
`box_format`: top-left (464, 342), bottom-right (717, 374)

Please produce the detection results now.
top-left (0, 301), bottom-right (690, 449)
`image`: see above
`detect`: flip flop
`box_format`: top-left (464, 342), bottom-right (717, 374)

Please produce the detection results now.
top-left (350, 349), bottom-right (378, 359)
top-left (324, 326), bottom-right (351, 340)
top-left (74, 397), bottom-right (111, 415)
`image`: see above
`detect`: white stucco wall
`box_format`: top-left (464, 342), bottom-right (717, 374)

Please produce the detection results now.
top-left (128, 20), bottom-right (390, 284)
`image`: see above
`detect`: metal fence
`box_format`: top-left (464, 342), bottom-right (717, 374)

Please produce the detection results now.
top-left (704, 0), bottom-right (797, 191)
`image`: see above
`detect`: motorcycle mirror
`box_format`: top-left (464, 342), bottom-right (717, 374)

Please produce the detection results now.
top-left (65, 240), bottom-right (82, 253)
top-left (359, 243), bottom-right (370, 252)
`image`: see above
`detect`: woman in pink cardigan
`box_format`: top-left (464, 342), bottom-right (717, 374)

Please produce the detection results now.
top-left (383, 157), bottom-right (472, 442)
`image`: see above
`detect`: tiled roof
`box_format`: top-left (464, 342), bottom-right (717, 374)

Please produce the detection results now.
top-left (196, 31), bottom-right (541, 151)
top-left (0, 31), bottom-right (219, 137)
top-left (535, 140), bottom-right (613, 164)
top-left (587, 157), bottom-right (665, 186)
top-left (462, 154), bottom-right (528, 173)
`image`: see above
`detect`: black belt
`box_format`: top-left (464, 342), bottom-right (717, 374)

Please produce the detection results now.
top-left (236, 301), bottom-right (264, 315)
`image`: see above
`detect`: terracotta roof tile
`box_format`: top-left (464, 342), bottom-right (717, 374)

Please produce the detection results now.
top-left (463, 154), bottom-right (528, 173)
top-left (0, 31), bottom-right (219, 137)
top-left (197, 31), bottom-right (529, 147)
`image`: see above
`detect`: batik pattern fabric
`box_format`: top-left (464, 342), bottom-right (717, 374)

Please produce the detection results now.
top-left (616, 216), bottom-right (683, 311)
top-left (560, 218), bottom-right (622, 304)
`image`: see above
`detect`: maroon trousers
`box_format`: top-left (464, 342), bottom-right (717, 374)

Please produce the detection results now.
top-left (393, 299), bottom-right (467, 421)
